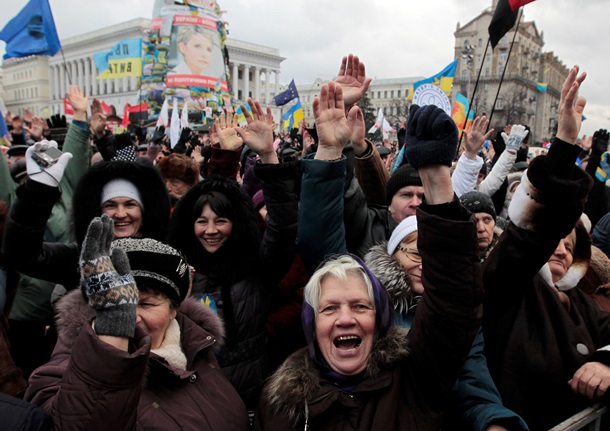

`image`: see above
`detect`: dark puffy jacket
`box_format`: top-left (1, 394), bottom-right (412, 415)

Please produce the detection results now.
top-left (25, 291), bottom-right (249, 431)
top-left (168, 161), bottom-right (300, 409)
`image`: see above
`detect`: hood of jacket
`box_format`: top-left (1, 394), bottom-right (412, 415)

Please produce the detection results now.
top-left (538, 219), bottom-right (591, 291)
top-left (55, 290), bottom-right (224, 351)
top-left (263, 325), bottom-right (410, 425)
top-left (364, 242), bottom-right (417, 316)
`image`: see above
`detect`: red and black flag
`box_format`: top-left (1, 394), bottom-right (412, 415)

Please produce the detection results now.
top-left (488, 0), bottom-right (536, 49)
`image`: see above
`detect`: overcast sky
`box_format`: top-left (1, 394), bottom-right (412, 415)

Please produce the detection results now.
top-left (1, 0), bottom-right (608, 135)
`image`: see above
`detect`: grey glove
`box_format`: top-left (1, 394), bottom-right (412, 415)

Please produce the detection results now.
top-left (502, 125), bottom-right (529, 154)
top-left (25, 140), bottom-right (73, 187)
top-left (80, 214), bottom-right (139, 338)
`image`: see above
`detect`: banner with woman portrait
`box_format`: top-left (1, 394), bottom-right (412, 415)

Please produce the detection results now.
top-left (139, 0), bottom-right (231, 125)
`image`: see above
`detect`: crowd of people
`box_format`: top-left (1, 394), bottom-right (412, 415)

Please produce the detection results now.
top-left (1, 52), bottom-right (610, 431)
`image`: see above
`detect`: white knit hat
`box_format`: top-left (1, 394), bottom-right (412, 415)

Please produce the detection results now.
top-left (100, 178), bottom-right (144, 209)
top-left (387, 216), bottom-right (418, 255)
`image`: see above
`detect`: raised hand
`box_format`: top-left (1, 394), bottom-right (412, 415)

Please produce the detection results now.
top-left (25, 140), bottom-right (73, 187)
top-left (351, 106), bottom-right (367, 156)
top-left (235, 98), bottom-right (278, 164)
top-left (24, 116), bottom-right (46, 141)
top-left (313, 81), bottom-right (358, 160)
top-left (591, 129), bottom-right (609, 156)
top-left (557, 66), bottom-right (587, 145)
top-left (65, 85), bottom-right (88, 122)
top-left (80, 215), bottom-right (138, 338)
top-left (501, 124), bottom-right (529, 153)
top-left (335, 54), bottom-right (372, 109)
top-left (214, 110), bottom-right (244, 151)
top-left (463, 116), bottom-right (494, 159)
top-left (90, 99), bottom-right (107, 138)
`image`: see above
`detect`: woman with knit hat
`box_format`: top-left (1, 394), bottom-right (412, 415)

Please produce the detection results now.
top-left (168, 99), bottom-right (300, 411)
top-left (25, 215), bottom-right (248, 430)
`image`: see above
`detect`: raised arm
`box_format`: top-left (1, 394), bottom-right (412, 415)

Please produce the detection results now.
top-left (297, 81), bottom-right (359, 273)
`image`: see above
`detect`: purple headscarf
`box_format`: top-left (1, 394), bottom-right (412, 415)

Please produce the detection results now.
top-left (301, 254), bottom-right (394, 388)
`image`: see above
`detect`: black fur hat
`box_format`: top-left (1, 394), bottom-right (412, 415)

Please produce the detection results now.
top-left (72, 160), bottom-right (170, 246)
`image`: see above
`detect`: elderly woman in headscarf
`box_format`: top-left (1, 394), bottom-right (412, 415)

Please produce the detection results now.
top-left (255, 82), bottom-right (483, 430)
top-left (25, 216), bottom-right (249, 430)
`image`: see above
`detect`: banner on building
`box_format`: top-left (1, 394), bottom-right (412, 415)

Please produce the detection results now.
top-left (139, 0), bottom-right (231, 125)
top-left (94, 38), bottom-right (143, 79)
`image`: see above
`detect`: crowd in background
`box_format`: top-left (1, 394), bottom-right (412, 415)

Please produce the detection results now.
top-left (0, 54), bottom-right (610, 431)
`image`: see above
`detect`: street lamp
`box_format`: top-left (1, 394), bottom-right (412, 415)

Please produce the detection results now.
top-left (461, 43), bottom-right (475, 101)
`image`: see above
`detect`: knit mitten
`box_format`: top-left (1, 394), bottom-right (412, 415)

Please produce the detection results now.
top-left (405, 104), bottom-right (458, 170)
top-left (112, 132), bottom-right (138, 162)
top-left (80, 214), bottom-right (139, 338)
top-left (501, 125), bottom-right (529, 154)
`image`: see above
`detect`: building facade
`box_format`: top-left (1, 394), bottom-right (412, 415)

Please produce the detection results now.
top-left (295, 76), bottom-right (422, 129)
top-left (453, 0), bottom-right (568, 142)
top-left (1, 18), bottom-right (284, 120)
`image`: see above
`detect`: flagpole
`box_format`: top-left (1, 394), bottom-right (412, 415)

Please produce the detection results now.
top-left (60, 48), bottom-right (72, 87)
top-left (488, 8), bottom-right (523, 129)
top-left (458, 40), bottom-right (490, 146)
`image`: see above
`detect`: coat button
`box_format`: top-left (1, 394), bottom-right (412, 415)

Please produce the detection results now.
top-left (576, 343), bottom-right (590, 355)
top-left (189, 374), bottom-right (197, 383)
top-left (206, 336), bottom-right (212, 340)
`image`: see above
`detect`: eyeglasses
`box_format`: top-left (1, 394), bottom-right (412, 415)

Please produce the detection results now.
top-left (398, 245), bottom-right (421, 263)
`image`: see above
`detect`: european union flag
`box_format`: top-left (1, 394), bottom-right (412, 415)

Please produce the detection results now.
top-left (274, 79), bottom-right (299, 106)
top-left (0, 0), bottom-right (61, 60)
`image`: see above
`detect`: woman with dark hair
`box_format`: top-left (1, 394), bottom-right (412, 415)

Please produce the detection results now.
top-left (168, 99), bottom-right (300, 410)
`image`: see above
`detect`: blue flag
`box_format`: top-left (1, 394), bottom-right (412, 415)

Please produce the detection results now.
top-left (412, 59), bottom-right (458, 96)
top-left (274, 79), bottom-right (299, 106)
top-left (0, 111), bottom-right (8, 137)
top-left (0, 0), bottom-right (61, 60)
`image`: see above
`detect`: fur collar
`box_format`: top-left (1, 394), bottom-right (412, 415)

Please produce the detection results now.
top-left (55, 290), bottom-right (225, 350)
top-left (364, 243), bottom-right (417, 315)
top-left (264, 326), bottom-right (410, 424)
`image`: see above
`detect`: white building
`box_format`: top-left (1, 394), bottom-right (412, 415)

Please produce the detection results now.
top-left (2, 18), bottom-right (284, 119)
top-left (295, 76), bottom-right (422, 128)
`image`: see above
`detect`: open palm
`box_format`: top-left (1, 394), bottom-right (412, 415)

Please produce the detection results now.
top-left (235, 98), bottom-right (274, 156)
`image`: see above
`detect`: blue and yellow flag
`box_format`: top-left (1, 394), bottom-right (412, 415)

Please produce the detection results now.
top-left (0, 0), bottom-right (61, 60)
top-left (282, 100), bottom-right (304, 130)
top-left (409, 59), bottom-right (458, 100)
top-left (536, 82), bottom-right (548, 93)
top-left (274, 80), bottom-right (299, 106)
top-left (94, 38), bottom-right (142, 79)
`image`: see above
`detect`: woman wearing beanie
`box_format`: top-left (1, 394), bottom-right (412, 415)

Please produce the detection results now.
top-left (168, 99), bottom-right (300, 411)
top-left (365, 217), bottom-right (528, 431)
top-left (25, 216), bottom-right (248, 430)
top-left (3, 158), bottom-right (170, 291)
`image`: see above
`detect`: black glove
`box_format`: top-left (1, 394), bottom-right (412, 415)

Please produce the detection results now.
top-left (405, 104), bottom-right (459, 170)
top-left (46, 114), bottom-right (67, 129)
top-left (112, 132), bottom-right (138, 162)
top-left (151, 126), bottom-right (166, 144)
top-left (591, 129), bottom-right (609, 157)
top-left (94, 133), bottom-right (117, 161)
top-left (174, 127), bottom-right (192, 154)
